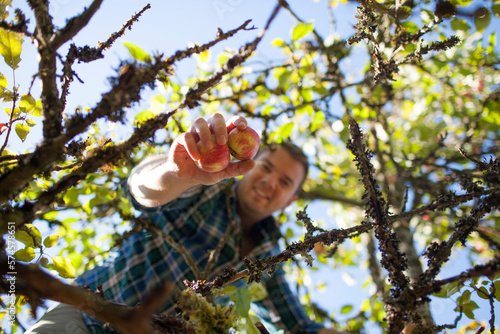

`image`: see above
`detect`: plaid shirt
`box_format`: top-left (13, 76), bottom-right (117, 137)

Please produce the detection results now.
top-left (75, 178), bottom-right (324, 334)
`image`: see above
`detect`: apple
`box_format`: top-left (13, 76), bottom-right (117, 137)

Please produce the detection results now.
top-left (227, 127), bottom-right (260, 160)
top-left (194, 138), bottom-right (231, 172)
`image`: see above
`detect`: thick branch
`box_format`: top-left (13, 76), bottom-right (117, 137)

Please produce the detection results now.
top-left (29, 0), bottom-right (63, 139)
top-left (9, 111), bottom-right (175, 226)
top-left (0, 254), bottom-right (174, 334)
top-left (347, 117), bottom-right (410, 333)
top-left (347, 117), bottom-right (409, 288)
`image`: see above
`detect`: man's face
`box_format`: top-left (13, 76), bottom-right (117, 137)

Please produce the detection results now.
top-left (236, 146), bottom-right (305, 224)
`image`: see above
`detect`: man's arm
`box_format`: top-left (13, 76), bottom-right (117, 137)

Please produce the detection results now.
top-left (128, 113), bottom-right (255, 208)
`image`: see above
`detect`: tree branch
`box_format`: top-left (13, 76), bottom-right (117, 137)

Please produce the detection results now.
top-left (0, 254), bottom-right (174, 334)
top-left (51, 0), bottom-right (105, 50)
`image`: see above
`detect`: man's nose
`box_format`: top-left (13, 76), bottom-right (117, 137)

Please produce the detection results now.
top-left (262, 173), bottom-right (277, 190)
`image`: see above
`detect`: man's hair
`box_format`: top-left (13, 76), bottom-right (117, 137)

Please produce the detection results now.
top-left (259, 141), bottom-right (309, 194)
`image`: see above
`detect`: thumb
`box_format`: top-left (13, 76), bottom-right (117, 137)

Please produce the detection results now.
top-left (218, 159), bottom-right (256, 180)
top-left (236, 159), bottom-right (256, 175)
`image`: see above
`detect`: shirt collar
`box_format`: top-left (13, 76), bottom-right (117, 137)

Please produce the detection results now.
top-left (226, 179), bottom-right (282, 243)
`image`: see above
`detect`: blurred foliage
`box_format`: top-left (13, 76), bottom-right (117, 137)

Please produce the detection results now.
top-left (1, 0), bottom-right (500, 333)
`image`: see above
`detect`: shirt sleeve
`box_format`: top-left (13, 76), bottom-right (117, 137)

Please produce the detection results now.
top-left (121, 176), bottom-right (228, 239)
top-left (254, 266), bottom-right (325, 334)
top-left (122, 176), bottom-right (204, 214)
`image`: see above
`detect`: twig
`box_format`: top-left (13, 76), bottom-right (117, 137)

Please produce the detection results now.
top-left (421, 192), bottom-right (500, 284)
top-left (388, 188), bottom-right (497, 223)
top-left (179, 1), bottom-right (281, 109)
top-left (202, 181), bottom-right (238, 279)
top-left (51, 0), bottom-right (105, 49)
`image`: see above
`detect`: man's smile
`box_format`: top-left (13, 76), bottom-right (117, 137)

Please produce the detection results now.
top-left (253, 186), bottom-right (271, 200)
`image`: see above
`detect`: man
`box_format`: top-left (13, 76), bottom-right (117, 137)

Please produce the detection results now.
top-left (26, 113), bottom-right (345, 334)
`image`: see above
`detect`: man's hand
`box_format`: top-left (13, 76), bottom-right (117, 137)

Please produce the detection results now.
top-left (167, 113), bottom-right (255, 185)
top-left (128, 113), bottom-right (256, 207)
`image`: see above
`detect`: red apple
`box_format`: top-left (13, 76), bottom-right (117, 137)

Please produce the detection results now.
top-left (194, 139), bottom-right (230, 172)
top-left (227, 127), bottom-right (260, 160)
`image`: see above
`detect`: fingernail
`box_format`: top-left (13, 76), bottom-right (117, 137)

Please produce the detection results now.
top-left (217, 135), bottom-right (226, 145)
top-left (206, 141), bottom-right (214, 150)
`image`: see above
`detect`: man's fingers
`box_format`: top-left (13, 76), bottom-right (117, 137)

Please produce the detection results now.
top-left (208, 113), bottom-right (227, 146)
top-left (190, 117), bottom-right (213, 150)
top-left (183, 114), bottom-right (250, 164)
top-left (226, 116), bottom-right (247, 133)
top-left (175, 132), bottom-right (200, 161)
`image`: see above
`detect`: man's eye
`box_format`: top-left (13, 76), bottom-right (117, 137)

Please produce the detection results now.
top-left (280, 179), bottom-right (290, 187)
top-left (260, 164), bottom-right (271, 171)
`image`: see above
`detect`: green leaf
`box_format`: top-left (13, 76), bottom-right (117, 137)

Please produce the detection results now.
top-left (19, 93), bottom-right (36, 112)
top-left (248, 282), bottom-right (268, 302)
top-left (15, 123), bottom-right (29, 142)
top-left (311, 111), bottom-right (326, 132)
top-left (0, 72), bottom-right (7, 88)
top-left (341, 305), bottom-right (354, 314)
top-left (433, 285), bottom-right (447, 298)
top-left (493, 281), bottom-right (500, 301)
top-left (26, 119), bottom-right (36, 127)
top-left (43, 235), bottom-right (59, 248)
top-left (15, 224), bottom-right (42, 247)
top-left (218, 52), bottom-right (230, 66)
top-left (402, 21), bottom-right (419, 34)
top-left (421, 9), bottom-right (435, 23)
top-left (278, 122), bottom-right (294, 138)
top-left (52, 256), bottom-right (76, 279)
top-left (488, 32), bottom-right (497, 53)
top-left (477, 286), bottom-right (489, 299)
top-left (134, 110), bottom-right (155, 126)
top-left (297, 104), bottom-right (314, 115)
top-left (457, 289), bottom-right (471, 305)
top-left (452, 0), bottom-right (473, 5)
top-left (446, 281), bottom-right (461, 297)
top-left (40, 257), bottom-right (49, 268)
top-left (271, 38), bottom-right (286, 47)
top-left (222, 285), bottom-right (238, 295)
top-left (0, 28), bottom-right (23, 69)
top-left (398, 6), bottom-right (412, 20)
top-left (0, 0), bottom-right (12, 20)
top-left (243, 315), bottom-right (260, 334)
top-left (474, 7), bottom-right (491, 32)
top-left (450, 18), bottom-right (470, 32)
top-left (292, 22), bottom-right (314, 40)
top-left (492, 4), bottom-right (500, 18)
top-left (14, 247), bottom-right (35, 262)
top-left (235, 287), bottom-right (252, 317)
top-left (197, 50), bottom-right (210, 64)
top-left (123, 41), bottom-right (152, 63)
top-left (151, 94), bottom-right (167, 105)
top-left (30, 100), bottom-right (43, 117)
top-left (462, 301), bottom-right (479, 319)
